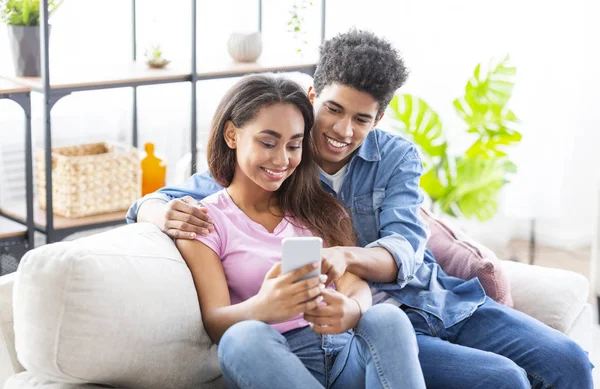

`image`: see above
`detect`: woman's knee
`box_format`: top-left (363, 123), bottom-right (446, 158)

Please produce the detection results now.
top-left (357, 304), bottom-right (413, 336)
top-left (218, 320), bottom-right (278, 363)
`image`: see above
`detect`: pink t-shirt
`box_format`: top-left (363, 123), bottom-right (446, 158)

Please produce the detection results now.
top-left (195, 189), bottom-right (315, 334)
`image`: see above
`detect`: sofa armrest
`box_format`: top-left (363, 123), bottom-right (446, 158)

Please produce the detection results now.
top-left (500, 260), bottom-right (589, 333)
top-left (0, 272), bottom-right (25, 387)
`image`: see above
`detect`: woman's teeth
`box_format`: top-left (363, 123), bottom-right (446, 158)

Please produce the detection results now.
top-left (262, 167), bottom-right (285, 177)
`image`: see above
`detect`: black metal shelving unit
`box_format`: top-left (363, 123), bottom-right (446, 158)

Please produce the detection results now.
top-left (0, 0), bottom-right (326, 246)
top-left (0, 80), bottom-right (34, 258)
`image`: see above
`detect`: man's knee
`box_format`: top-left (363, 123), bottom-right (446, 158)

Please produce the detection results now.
top-left (358, 304), bottom-right (413, 336)
top-left (218, 320), bottom-right (278, 363)
top-left (546, 338), bottom-right (594, 388)
top-left (481, 358), bottom-right (529, 389)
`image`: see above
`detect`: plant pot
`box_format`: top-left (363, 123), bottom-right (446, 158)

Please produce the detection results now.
top-left (227, 32), bottom-right (262, 63)
top-left (7, 25), bottom-right (51, 77)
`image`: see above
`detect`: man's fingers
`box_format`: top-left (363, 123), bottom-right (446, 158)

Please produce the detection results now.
top-left (164, 219), bottom-right (210, 237)
top-left (165, 228), bottom-right (188, 239)
top-left (321, 259), bottom-right (338, 286)
top-left (170, 199), bottom-right (214, 226)
top-left (166, 228), bottom-right (196, 240)
top-left (165, 200), bottom-right (214, 236)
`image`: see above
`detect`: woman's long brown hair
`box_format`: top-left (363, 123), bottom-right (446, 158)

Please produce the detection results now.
top-left (206, 74), bottom-right (355, 247)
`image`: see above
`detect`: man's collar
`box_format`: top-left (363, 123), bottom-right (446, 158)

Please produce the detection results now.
top-left (355, 129), bottom-right (381, 162)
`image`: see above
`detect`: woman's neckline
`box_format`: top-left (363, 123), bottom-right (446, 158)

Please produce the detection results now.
top-left (222, 189), bottom-right (289, 234)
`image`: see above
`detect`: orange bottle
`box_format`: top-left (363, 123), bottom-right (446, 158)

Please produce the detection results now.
top-left (141, 142), bottom-right (167, 196)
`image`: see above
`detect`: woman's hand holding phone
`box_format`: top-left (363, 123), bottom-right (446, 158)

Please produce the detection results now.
top-left (252, 262), bottom-right (327, 323)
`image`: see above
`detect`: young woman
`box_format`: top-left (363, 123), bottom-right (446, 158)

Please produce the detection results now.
top-left (176, 74), bottom-right (426, 389)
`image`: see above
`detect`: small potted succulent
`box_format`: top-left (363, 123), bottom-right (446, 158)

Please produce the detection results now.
top-left (0, 0), bottom-right (64, 76)
top-left (144, 44), bottom-right (170, 69)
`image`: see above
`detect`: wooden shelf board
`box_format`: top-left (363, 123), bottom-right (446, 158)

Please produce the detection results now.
top-left (196, 55), bottom-right (316, 78)
top-left (0, 54), bottom-right (316, 92)
top-left (0, 216), bottom-right (26, 239)
top-left (1, 62), bottom-right (192, 91)
top-left (0, 202), bottom-right (126, 230)
top-left (0, 79), bottom-right (30, 95)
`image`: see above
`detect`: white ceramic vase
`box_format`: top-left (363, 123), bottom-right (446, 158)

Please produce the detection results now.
top-left (227, 32), bottom-right (263, 63)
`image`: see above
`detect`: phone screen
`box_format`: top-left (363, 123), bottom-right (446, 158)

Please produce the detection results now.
top-left (281, 237), bottom-right (322, 281)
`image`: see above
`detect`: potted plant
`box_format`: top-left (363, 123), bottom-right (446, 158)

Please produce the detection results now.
top-left (387, 55), bottom-right (522, 222)
top-left (1, 0), bottom-right (63, 77)
top-left (144, 44), bottom-right (170, 69)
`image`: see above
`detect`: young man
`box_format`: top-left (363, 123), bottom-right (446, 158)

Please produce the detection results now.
top-left (127, 30), bottom-right (593, 388)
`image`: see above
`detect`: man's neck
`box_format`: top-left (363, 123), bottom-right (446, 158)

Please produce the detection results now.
top-left (318, 156), bottom-right (349, 175)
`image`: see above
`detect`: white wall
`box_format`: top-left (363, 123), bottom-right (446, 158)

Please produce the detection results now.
top-left (1, 0), bottom-right (599, 250)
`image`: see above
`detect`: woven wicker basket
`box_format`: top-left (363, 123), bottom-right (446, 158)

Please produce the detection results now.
top-left (35, 142), bottom-right (141, 218)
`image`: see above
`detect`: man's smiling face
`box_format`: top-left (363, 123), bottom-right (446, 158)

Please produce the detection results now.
top-left (309, 83), bottom-right (382, 174)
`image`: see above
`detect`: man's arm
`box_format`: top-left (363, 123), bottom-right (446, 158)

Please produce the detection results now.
top-left (126, 171), bottom-right (224, 238)
top-left (362, 148), bottom-right (428, 288)
top-left (322, 147), bottom-right (428, 288)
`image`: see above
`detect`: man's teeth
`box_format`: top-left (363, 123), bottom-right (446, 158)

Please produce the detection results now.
top-left (326, 136), bottom-right (348, 148)
top-left (263, 168), bottom-right (285, 176)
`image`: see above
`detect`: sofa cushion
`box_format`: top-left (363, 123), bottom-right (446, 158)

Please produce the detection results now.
top-left (500, 260), bottom-right (590, 334)
top-left (13, 223), bottom-right (224, 389)
top-left (421, 208), bottom-right (514, 307)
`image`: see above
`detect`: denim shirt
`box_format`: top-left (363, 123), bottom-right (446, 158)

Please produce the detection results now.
top-left (126, 129), bottom-right (486, 328)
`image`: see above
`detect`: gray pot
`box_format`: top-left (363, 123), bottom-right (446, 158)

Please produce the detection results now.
top-left (7, 25), bottom-right (51, 77)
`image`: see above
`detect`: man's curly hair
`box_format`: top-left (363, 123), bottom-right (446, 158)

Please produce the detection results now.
top-left (313, 29), bottom-right (409, 117)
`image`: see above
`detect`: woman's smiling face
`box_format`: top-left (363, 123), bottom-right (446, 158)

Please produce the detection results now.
top-left (225, 103), bottom-right (305, 192)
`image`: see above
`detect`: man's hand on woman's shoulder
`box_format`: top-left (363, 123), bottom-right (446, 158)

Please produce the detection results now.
top-left (161, 195), bottom-right (215, 239)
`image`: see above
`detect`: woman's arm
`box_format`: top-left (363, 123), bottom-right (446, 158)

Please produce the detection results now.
top-left (334, 272), bottom-right (372, 316)
top-left (176, 239), bottom-right (257, 343)
top-left (177, 239), bottom-right (325, 343)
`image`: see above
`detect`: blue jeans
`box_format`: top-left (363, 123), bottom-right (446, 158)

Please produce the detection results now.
top-left (218, 304), bottom-right (426, 389)
top-left (407, 297), bottom-right (594, 389)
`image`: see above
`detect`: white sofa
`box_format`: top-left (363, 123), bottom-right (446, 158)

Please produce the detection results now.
top-left (0, 223), bottom-right (593, 389)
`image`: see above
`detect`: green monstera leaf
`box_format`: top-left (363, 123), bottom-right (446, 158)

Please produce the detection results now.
top-left (388, 94), bottom-right (448, 167)
top-left (453, 56), bottom-right (519, 137)
top-left (465, 130), bottom-right (523, 159)
top-left (439, 157), bottom-right (516, 221)
top-left (387, 55), bottom-right (521, 222)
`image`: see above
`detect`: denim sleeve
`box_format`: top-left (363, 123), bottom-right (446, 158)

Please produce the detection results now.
top-left (125, 170), bottom-right (224, 224)
top-left (367, 148), bottom-right (430, 289)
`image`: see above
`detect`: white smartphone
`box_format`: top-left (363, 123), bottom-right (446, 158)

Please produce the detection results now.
top-left (281, 237), bottom-right (323, 282)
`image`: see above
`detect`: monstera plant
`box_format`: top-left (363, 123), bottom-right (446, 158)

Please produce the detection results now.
top-left (387, 56), bottom-right (522, 222)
